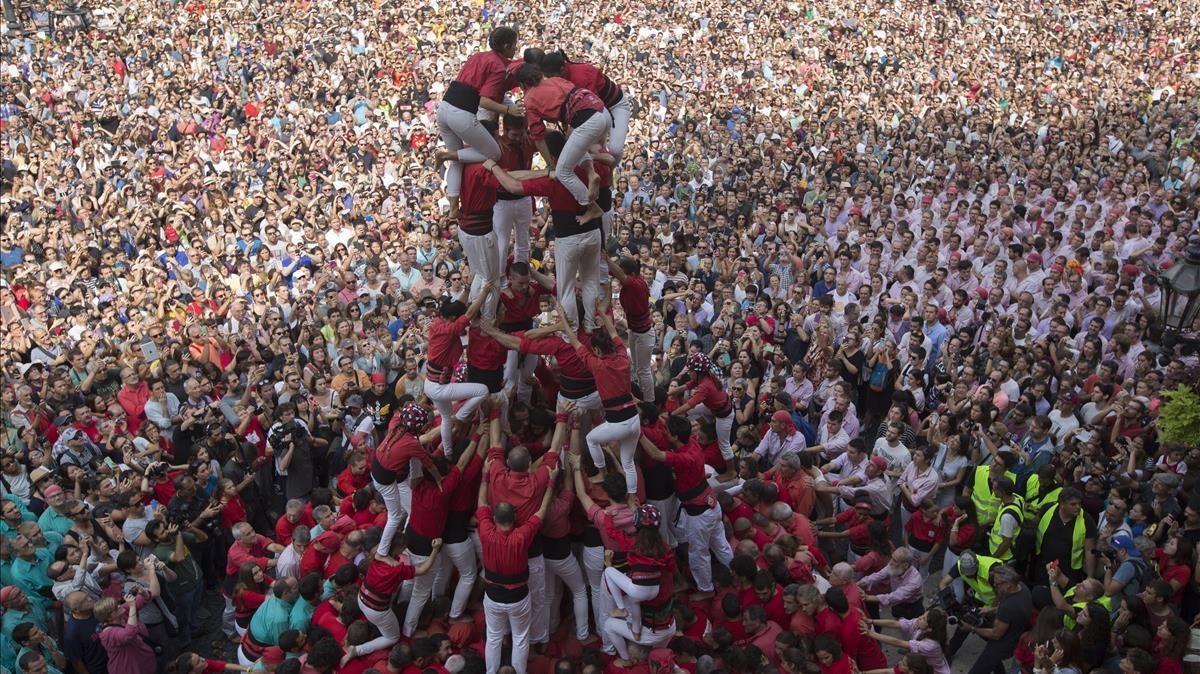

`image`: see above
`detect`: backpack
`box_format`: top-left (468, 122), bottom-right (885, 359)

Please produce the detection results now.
top-left (868, 362), bottom-right (890, 392)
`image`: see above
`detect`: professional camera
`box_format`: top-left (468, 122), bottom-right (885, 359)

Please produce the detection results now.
top-left (268, 420), bottom-right (308, 450)
top-left (934, 586), bottom-right (991, 628)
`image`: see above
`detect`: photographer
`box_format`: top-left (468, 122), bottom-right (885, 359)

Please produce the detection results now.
top-left (957, 564), bottom-right (1031, 674)
top-left (1101, 534), bottom-right (1151, 611)
top-left (939, 551), bottom-right (1001, 657)
top-left (165, 475), bottom-right (224, 584)
top-left (267, 403), bottom-right (314, 507)
top-left (116, 551), bottom-right (173, 664)
top-left (147, 519), bottom-right (206, 646)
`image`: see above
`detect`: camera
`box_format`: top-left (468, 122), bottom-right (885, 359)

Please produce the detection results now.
top-left (268, 420), bottom-right (308, 450)
top-left (935, 587), bottom-right (991, 628)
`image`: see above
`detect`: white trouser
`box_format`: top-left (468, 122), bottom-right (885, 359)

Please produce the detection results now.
top-left (599, 208), bottom-right (613, 278)
top-left (358, 599), bottom-right (402, 655)
top-left (437, 101), bottom-right (502, 198)
top-left (607, 95), bottom-right (632, 161)
top-left (504, 351), bottom-right (539, 405)
top-left (554, 228), bottom-right (602, 331)
top-left (586, 413), bottom-right (642, 494)
top-left (374, 478), bottom-right (405, 556)
top-left (494, 197), bottom-right (532, 265)
top-left (459, 229), bottom-right (500, 319)
top-left (444, 540), bottom-right (478, 619)
top-left (484, 593), bottom-right (532, 674)
top-left (425, 380), bottom-right (489, 454)
top-left (629, 329), bottom-right (656, 401)
top-left (685, 404), bottom-right (735, 461)
top-left (528, 555), bottom-right (548, 644)
top-left (403, 551), bottom-right (437, 636)
top-left (603, 617), bottom-right (675, 661)
top-left (583, 544), bottom-right (613, 648)
top-left (681, 505), bottom-right (733, 593)
top-left (237, 646), bottom-right (255, 667)
top-left (942, 548), bottom-right (965, 602)
top-left (647, 496), bottom-right (680, 547)
top-left (603, 566), bottom-right (659, 631)
top-left (545, 553), bottom-right (590, 641)
top-left (222, 595), bottom-right (238, 638)
top-left (558, 109), bottom-right (614, 204)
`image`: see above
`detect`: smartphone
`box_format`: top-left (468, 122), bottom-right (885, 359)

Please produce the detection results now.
top-left (103, 457), bottom-right (117, 471)
top-left (139, 336), bottom-right (160, 362)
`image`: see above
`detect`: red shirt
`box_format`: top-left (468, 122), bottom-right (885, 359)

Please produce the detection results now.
top-left (663, 440), bottom-right (709, 495)
top-left (903, 508), bottom-right (946, 550)
top-left (226, 536), bottom-right (273, 576)
top-left (336, 467), bottom-right (369, 497)
top-left (467, 326), bottom-right (507, 371)
top-left (836, 606), bottom-right (888, 670)
top-left (519, 333), bottom-right (593, 388)
top-left (487, 445), bottom-right (557, 524)
top-left (561, 61), bottom-right (622, 106)
top-left (275, 511), bottom-right (316, 546)
top-left (362, 559), bottom-right (416, 597)
top-left (323, 549), bottom-right (356, 577)
top-left (686, 374), bottom-right (731, 415)
top-left (408, 467), bottom-right (461, 539)
top-left (311, 600), bottom-right (347, 642)
top-left (460, 164), bottom-right (501, 234)
top-left (477, 505), bottom-right (542, 579)
top-left (448, 454), bottom-right (485, 513)
top-left (374, 432), bottom-right (436, 477)
top-left (576, 337), bottom-right (632, 411)
top-left (454, 50), bottom-right (512, 101)
top-left (299, 546), bottom-right (328, 577)
top-left (619, 275), bottom-right (652, 333)
top-left (427, 315), bottom-right (471, 370)
top-left (500, 284), bottom-right (553, 330)
top-left (522, 76), bottom-right (603, 141)
top-left (520, 170), bottom-right (598, 237)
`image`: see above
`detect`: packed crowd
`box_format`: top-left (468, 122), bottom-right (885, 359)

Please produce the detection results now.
top-left (2, 0), bottom-right (1200, 672)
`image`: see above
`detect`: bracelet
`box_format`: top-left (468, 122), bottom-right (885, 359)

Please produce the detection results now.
top-left (555, 413), bottom-right (568, 423)
top-left (488, 408), bottom-right (501, 421)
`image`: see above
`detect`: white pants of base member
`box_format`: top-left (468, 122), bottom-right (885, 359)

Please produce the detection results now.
top-left (554, 228), bottom-right (602, 331)
top-left (528, 555), bottom-right (549, 644)
top-left (603, 617), bottom-right (675, 661)
top-left (681, 505), bottom-right (734, 593)
top-left (606, 95), bottom-right (632, 161)
top-left (459, 229), bottom-right (500, 319)
top-left (599, 208), bottom-right (613, 278)
top-left (603, 567), bottom-right (659, 631)
top-left (494, 197), bottom-right (532, 266)
top-left (686, 404), bottom-right (735, 462)
top-left (504, 351), bottom-right (539, 405)
top-left (583, 544), bottom-right (613, 648)
top-left (237, 646), bottom-right (255, 667)
top-left (557, 109), bottom-right (614, 205)
top-left (425, 380), bottom-right (489, 454)
top-left (358, 599), bottom-right (402, 655)
top-left (403, 551), bottom-right (438, 636)
top-left (647, 496), bottom-right (680, 547)
top-left (374, 478), bottom-right (406, 557)
top-left (559, 390), bottom-right (602, 437)
top-left (444, 539), bottom-right (479, 619)
top-left (546, 553), bottom-right (590, 641)
top-left (484, 592), bottom-right (532, 674)
top-left (629, 329), bottom-right (656, 401)
top-left (437, 101), bottom-right (502, 198)
top-left (586, 413), bottom-right (641, 494)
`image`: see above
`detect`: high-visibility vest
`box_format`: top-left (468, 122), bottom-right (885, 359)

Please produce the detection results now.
top-left (1025, 481), bottom-right (1062, 520)
top-left (1063, 592), bottom-right (1113, 629)
top-left (971, 465), bottom-right (1017, 526)
top-left (987, 501), bottom-right (1024, 560)
top-left (959, 554), bottom-right (1002, 606)
top-left (1036, 504), bottom-right (1088, 571)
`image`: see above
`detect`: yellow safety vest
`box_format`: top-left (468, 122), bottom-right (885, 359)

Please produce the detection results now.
top-left (959, 555), bottom-right (1002, 606)
top-left (1063, 593), bottom-right (1114, 629)
top-left (987, 501), bottom-right (1024, 561)
top-left (971, 465), bottom-right (1017, 526)
top-left (1025, 484), bottom-right (1062, 520)
top-left (1036, 504), bottom-right (1088, 571)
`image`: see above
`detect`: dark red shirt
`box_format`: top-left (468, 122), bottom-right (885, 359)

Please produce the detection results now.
top-left (519, 334), bottom-right (593, 386)
top-left (467, 326), bottom-right (507, 371)
top-left (561, 61), bottom-right (623, 106)
top-left (460, 164), bottom-right (501, 234)
top-left (575, 336), bottom-right (632, 411)
top-left (477, 505), bottom-right (542, 578)
top-left (619, 275), bottom-right (652, 333)
top-left (408, 467), bottom-right (461, 540)
top-left (487, 445), bottom-right (557, 524)
top-left (686, 374), bottom-right (732, 415)
top-left (362, 559), bottom-right (416, 597)
top-left (454, 50), bottom-right (512, 101)
top-left (427, 315), bottom-right (470, 374)
top-left (499, 284), bottom-right (553, 330)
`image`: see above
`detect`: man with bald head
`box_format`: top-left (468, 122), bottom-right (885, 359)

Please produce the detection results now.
top-left (63, 590), bottom-right (107, 674)
top-left (483, 414), bottom-right (560, 648)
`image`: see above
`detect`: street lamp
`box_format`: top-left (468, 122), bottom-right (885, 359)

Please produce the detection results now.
top-left (1159, 237), bottom-right (1200, 350)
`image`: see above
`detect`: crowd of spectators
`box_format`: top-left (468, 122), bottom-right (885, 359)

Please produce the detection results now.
top-left (1, 0), bottom-right (1199, 673)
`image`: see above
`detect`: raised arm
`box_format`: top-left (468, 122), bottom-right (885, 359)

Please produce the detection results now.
top-left (638, 433), bottom-right (667, 462)
top-left (606, 254), bottom-right (628, 284)
top-left (465, 281), bottom-right (495, 321)
top-left (482, 159), bottom-right (527, 194)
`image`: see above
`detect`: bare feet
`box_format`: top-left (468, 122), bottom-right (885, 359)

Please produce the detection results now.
top-left (435, 149), bottom-right (456, 164)
top-left (577, 202), bottom-right (603, 224)
top-left (608, 608), bottom-right (628, 618)
top-left (604, 549), bottom-right (615, 567)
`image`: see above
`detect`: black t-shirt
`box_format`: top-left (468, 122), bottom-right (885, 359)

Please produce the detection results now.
top-left (1038, 511), bottom-right (1097, 573)
top-left (63, 614), bottom-right (107, 674)
top-left (991, 584), bottom-right (1033, 653)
